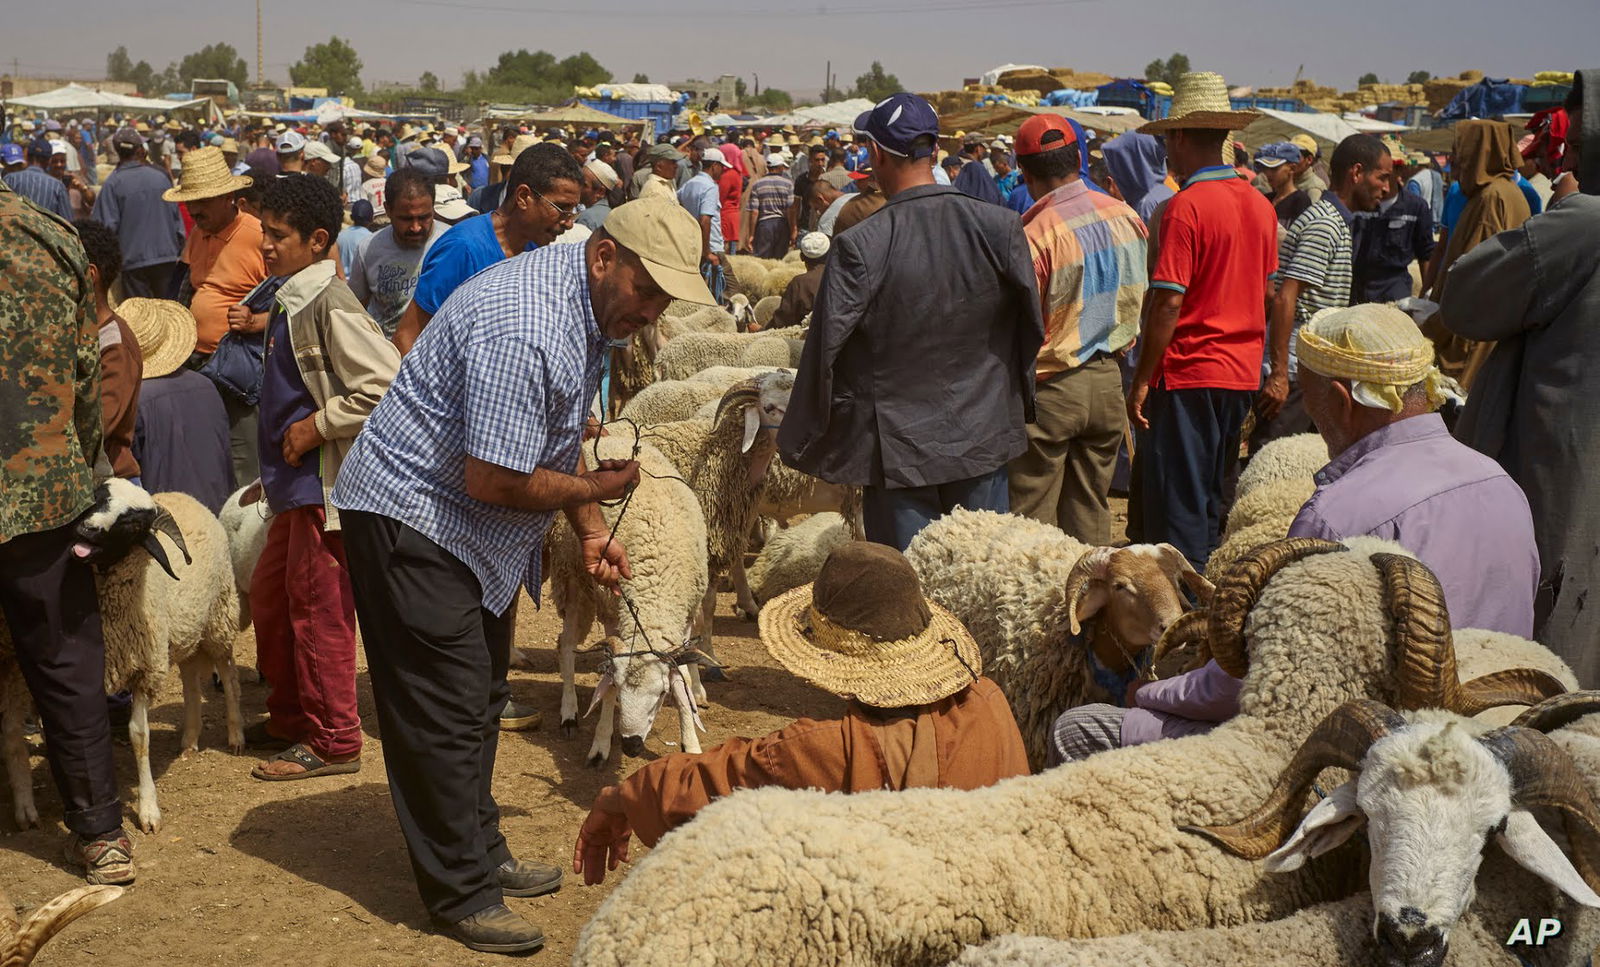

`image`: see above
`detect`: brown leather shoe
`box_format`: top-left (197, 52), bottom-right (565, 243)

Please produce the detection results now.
top-left (439, 903), bottom-right (545, 954)
top-left (497, 857), bottom-right (562, 897)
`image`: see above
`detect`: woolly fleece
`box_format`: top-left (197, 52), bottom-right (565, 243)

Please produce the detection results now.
top-left (747, 512), bottom-right (853, 607)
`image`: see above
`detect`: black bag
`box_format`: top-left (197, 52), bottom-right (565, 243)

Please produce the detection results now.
top-left (199, 276), bottom-right (284, 405)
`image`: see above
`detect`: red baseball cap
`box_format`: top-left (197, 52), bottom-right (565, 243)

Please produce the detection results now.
top-left (1014, 115), bottom-right (1078, 157)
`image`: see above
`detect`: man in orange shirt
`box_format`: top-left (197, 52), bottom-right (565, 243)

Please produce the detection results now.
top-left (167, 146), bottom-right (268, 485)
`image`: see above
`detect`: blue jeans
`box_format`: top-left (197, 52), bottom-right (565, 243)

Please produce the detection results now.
top-left (861, 466), bottom-right (1010, 552)
top-left (1127, 386), bottom-right (1253, 569)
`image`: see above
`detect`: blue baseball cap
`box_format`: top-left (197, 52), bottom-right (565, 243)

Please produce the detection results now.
top-left (853, 93), bottom-right (939, 160)
top-left (0, 144), bottom-right (23, 166)
top-left (1254, 142), bottom-right (1301, 169)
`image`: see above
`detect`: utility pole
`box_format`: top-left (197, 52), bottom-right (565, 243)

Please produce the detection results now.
top-left (825, 59), bottom-right (830, 102)
top-left (256, 0), bottom-right (264, 87)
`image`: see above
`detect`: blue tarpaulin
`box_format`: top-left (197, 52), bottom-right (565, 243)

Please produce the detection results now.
top-left (1438, 78), bottom-right (1527, 120)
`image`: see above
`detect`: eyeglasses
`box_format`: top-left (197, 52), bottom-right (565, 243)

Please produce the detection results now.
top-left (530, 186), bottom-right (579, 222)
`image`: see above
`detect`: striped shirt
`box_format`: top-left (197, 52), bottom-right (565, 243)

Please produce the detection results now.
top-left (747, 173), bottom-right (795, 221)
top-left (1276, 196), bottom-right (1353, 376)
top-left (330, 242), bottom-right (608, 614)
top-left (1020, 179), bottom-right (1148, 377)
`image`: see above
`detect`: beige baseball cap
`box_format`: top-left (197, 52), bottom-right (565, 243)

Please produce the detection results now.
top-left (602, 196), bottom-right (716, 305)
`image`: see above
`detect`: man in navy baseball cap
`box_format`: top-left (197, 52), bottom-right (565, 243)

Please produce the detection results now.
top-left (852, 93), bottom-right (941, 160)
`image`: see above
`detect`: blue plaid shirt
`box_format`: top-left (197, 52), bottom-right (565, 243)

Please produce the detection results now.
top-left (331, 242), bottom-right (608, 614)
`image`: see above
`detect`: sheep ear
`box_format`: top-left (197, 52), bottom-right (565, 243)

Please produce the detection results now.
top-left (1264, 780), bottom-right (1365, 873)
top-left (741, 406), bottom-right (761, 453)
top-left (1156, 543), bottom-right (1214, 605)
top-left (1498, 809), bottom-right (1600, 907)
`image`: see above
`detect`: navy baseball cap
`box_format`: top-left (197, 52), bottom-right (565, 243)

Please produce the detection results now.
top-left (853, 93), bottom-right (939, 159)
top-left (1254, 142), bottom-right (1301, 169)
top-left (0, 144), bottom-right (23, 165)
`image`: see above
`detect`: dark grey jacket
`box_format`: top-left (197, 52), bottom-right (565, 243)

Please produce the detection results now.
top-left (778, 184), bottom-right (1043, 489)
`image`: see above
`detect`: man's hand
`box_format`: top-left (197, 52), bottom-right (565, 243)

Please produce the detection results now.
top-left (579, 531), bottom-right (633, 590)
top-left (583, 459), bottom-right (640, 502)
top-left (1126, 380), bottom-right (1152, 431)
top-left (282, 415), bottom-right (323, 468)
top-left (1256, 369), bottom-right (1290, 420)
top-left (583, 416), bottom-right (608, 441)
top-left (228, 305), bottom-right (268, 334)
top-left (705, 251), bottom-right (721, 268)
top-left (573, 786), bottom-right (632, 886)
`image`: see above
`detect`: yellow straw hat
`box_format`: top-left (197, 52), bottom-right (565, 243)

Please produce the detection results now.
top-left (1296, 304), bottom-right (1464, 413)
top-left (491, 133), bottom-right (539, 165)
top-left (162, 147), bottom-right (252, 203)
top-left (759, 542), bottom-right (981, 708)
top-left (118, 298), bottom-right (197, 378)
top-left (1139, 72), bottom-right (1261, 135)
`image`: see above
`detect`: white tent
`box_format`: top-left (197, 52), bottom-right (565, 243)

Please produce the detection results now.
top-left (5, 82), bottom-right (215, 117)
top-left (1242, 107), bottom-right (1366, 150)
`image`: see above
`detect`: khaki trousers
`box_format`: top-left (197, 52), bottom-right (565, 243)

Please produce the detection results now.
top-left (1007, 355), bottom-right (1126, 544)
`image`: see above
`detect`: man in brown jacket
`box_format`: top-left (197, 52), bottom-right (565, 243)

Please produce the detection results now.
top-left (769, 231), bottom-right (829, 330)
top-left (74, 219), bottom-right (143, 482)
top-left (573, 542), bottom-right (1029, 884)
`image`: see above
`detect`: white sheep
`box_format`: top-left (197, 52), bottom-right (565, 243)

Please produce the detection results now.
top-left (754, 295), bottom-right (781, 329)
top-left (1204, 434), bottom-right (1328, 583)
top-left (745, 512), bottom-right (854, 608)
top-left (905, 508), bottom-right (1216, 768)
top-left (0, 481), bottom-right (244, 833)
top-left (657, 301), bottom-right (737, 341)
top-left (544, 437), bottom-right (710, 766)
top-left (760, 262), bottom-right (807, 299)
top-left (217, 482), bottom-right (272, 628)
top-left (728, 293), bottom-right (756, 331)
top-left (0, 882), bottom-right (124, 966)
top-left (1235, 432), bottom-right (1328, 500)
top-left (574, 538), bottom-right (1568, 966)
top-left (617, 380), bottom-right (728, 427)
top-left (653, 327), bottom-right (807, 382)
top-left (723, 254), bottom-right (779, 301)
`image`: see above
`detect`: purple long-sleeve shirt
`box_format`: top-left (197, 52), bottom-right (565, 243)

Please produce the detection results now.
top-left (1121, 413), bottom-right (1540, 746)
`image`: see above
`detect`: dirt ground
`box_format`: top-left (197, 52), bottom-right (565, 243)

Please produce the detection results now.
top-left (1, 502), bottom-right (1128, 966)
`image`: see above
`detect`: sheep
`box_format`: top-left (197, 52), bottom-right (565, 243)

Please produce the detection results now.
top-left (1, 480), bottom-right (244, 834)
top-left (0, 882), bottom-right (124, 966)
top-left (618, 380), bottom-right (728, 427)
top-left (728, 293), bottom-right (756, 331)
top-left (904, 508), bottom-right (1216, 769)
top-left (632, 372), bottom-right (795, 664)
top-left (746, 512), bottom-right (854, 608)
top-left (217, 482), bottom-right (272, 629)
top-left (754, 295), bottom-right (781, 329)
top-left (761, 262), bottom-right (807, 300)
top-left (724, 254), bottom-right (781, 301)
top-left (544, 435), bottom-right (710, 766)
top-left (653, 327), bottom-right (807, 382)
top-left (657, 301), bottom-right (736, 341)
top-left (782, 247), bottom-right (803, 264)
top-left (1234, 432), bottom-right (1328, 499)
top-left (685, 365), bottom-right (782, 387)
top-left (574, 538), bottom-right (1568, 966)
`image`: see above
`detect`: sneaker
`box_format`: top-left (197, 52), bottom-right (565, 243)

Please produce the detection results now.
top-left (498, 699), bottom-right (542, 732)
top-left (439, 903), bottom-right (545, 955)
top-left (497, 857), bottom-right (562, 898)
top-left (64, 830), bottom-right (136, 886)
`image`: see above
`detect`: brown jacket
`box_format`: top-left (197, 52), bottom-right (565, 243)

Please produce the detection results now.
top-left (770, 262), bottom-right (825, 330)
top-left (617, 676), bottom-right (1029, 846)
top-left (98, 313), bottom-right (143, 479)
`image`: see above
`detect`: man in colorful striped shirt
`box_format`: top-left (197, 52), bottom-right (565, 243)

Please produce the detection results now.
top-left (1007, 114), bottom-right (1148, 543)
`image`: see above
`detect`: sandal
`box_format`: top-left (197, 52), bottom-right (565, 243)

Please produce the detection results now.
top-left (242, 720), bottom-right (294, 750)
top-left (251, 743), bottom-right (360, 781)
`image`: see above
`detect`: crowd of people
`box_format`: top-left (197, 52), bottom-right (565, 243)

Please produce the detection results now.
top-left (1, 65), bottom-right (1596, 956)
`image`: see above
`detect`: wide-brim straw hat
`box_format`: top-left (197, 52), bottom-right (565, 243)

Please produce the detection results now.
top-left (162, 146), bottom-right (252, 203)
top-left (363, 154), bottom-right (387, 178)
top-left (118, 298), bottom-right (197, 378)
top-left (492, 133), bottom-right (539, 165)
top-left (1139, 72), bottom-right (1260, 135)
top-left (759, 542), bottom-right (982, 708)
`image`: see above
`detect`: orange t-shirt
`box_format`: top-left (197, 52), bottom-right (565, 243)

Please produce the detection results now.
top-left (183, 211), bottom-right (267, 354)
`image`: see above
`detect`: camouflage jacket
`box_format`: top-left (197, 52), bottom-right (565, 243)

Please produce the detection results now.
top-left (0, 181), bottom-right (103, 542)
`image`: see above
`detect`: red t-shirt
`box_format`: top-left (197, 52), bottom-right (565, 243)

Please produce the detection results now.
top-left (1149, 169), bottom-right (1279, 390)
top-left (718, 168), bottom-right (743, 244)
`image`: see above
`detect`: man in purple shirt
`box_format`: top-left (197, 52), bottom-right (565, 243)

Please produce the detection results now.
top-left (1047, 304), bottom-right (1539, 764)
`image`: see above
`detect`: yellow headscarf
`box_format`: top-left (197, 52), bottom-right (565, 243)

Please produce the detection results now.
top-left (1296, 304), bottom-right (1464, 413)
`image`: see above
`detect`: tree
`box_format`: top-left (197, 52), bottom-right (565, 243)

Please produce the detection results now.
top-left (1406, 70), bottom-right (1432, 85)
top-left (820, 84), bottom-right (846, 104)
top-left (177, 43), bottom-right (247, 88)
top-left (849, 61), bottom-right (902, 102)
top-left (290, 36), bottom-right (364, 95)
top-left (1358, 72), bottom-right (1380, 86)
top-left (419, 71), bottom-right (439, 92)
top-left (745, 87), bottom-right (793, 111)
top-left (480, 48), bottom-right (608, 99)
top-left (556, 52), bottom-right (609, 88)
top-left (632, 72), bottom-right (649, 84)
top-left (1143, 52), bottom-right (1191, 85)
top-left (107, 46), bottom-right (133, 81)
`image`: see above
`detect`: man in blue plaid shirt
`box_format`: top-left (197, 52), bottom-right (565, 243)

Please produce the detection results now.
top-left (331, 196), bottom-right (716, 955)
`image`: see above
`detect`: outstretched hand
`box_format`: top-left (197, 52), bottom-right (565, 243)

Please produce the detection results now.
top-left (574, 786), bottom-right (633, 885)
top-left (580, 532), bottom-right (632, 591)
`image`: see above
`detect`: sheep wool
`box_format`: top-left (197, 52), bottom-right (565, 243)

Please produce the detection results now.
top-left (657, 302), bottom-right (736, 341)
top-left (761, 263), bottom-right (808, 300)
top-left (654, 327), bottom-right (806, 382)
top-left (747, 512), bottom-right (854, 607)
top-left (575, 539), bottom-right (1554, 966)
top-left (754, 295), bottom-right (782, 329)
top-left (1235, 433), bottom-right (1328, 501)
top-left (218, 483), bottom-right (272, 628)
top-left (723, 255), bottom-right (778, 301)
top-left (619, 380), bottom-right (727, 427)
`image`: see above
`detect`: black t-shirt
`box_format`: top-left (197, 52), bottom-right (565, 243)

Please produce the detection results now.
top-left (1274, 189), bottom-right (1314, 228)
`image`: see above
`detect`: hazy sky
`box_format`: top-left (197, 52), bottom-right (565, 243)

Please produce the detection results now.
top-left (6, 0), bottom-right (1597, 99)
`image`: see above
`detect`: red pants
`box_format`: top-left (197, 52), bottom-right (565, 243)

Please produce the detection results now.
top-left (251, 505), bottom-right (362, 759)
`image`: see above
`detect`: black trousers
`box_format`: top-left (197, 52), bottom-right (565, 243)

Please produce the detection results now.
top-left (0, 521), bottom-right (122, 837)
top-left (121, 261), bottom-right (177, 300)
top-left (340, 509), bottom-right (513, 922)
top-left (1127, 387), bottom-right (1253, 569)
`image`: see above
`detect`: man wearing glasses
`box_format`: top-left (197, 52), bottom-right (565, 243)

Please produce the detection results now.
top-left (392, 143), bottom-right (583, 355)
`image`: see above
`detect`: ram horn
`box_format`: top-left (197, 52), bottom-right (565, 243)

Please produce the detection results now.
top-left (1456, 668), bottom-right (1570, 716)
top-left (1206, 538), bottom-right (1343, 678)
top-left (141, 505), bottom-right (191, 581)
top-left (1184, 699), bottom-right (1405, 859)
top-left (1064, 547), bottom-right (1114, 637)
top-left (1151, 608), bottom-right (1211, 669)
top-left (1512, 691), bottom-right (1600, 734)
top-left (712, 379), bottom-right (763, 425)
top-left (1480, 727), bottom-right (1600, 896)
top-left (9, 883), bottom-right (123, 966)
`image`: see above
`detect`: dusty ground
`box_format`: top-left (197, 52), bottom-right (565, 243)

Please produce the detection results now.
top-left (1, 502), bottom-right (1128, 966)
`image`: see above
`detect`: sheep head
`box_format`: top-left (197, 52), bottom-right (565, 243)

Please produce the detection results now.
top-left (0, 883), bottom-right (123, 966)
top-left (70, 479), bottom-right (191, 580)
top-left (1186, 698), bottom-right (1600, 967)
top-left (714, 371), bottom-right (795, 487)
top-left (728, 294), bottom-right (756, 330)
top-left (590, 624), bottom-right (706, 759)
top-left (1065, 544), bottom-right (1214, 670)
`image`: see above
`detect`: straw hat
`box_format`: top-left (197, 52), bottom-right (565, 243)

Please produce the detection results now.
top-left (118, 299), bottom-right (197, 379)
top-left (363, 153), bottom-right (387, 179)
top-left (218, 137), bottom-right (239, 155)
top-left (162, 147), bottom-right (252, 203)
top-left (759, 543), bottom-right (982, 708)
top-left (492, 133), bottom-right (539, 165)
top-left (1138, 72), bottom-right (1260, 135)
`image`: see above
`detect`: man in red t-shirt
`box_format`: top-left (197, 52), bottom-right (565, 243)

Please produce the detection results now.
top-left (1125, 73), bottom-right (1279, 567)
